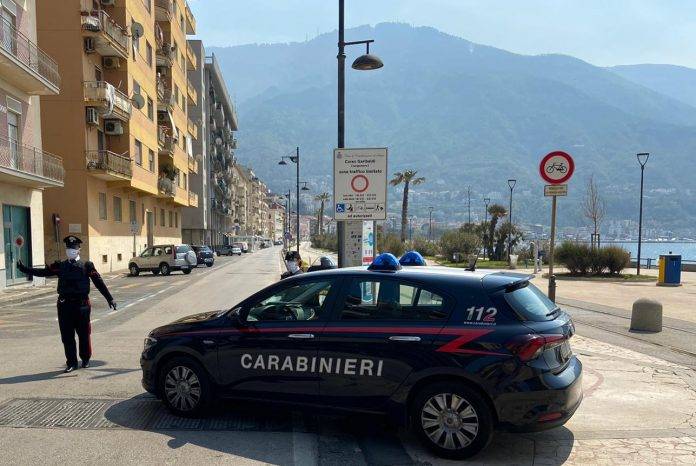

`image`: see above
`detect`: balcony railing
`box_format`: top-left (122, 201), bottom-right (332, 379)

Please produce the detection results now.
top-left (186, 77), bottom-right (197, 103)
top-left (85, 150), bottom-right (132, 179)
top-left (83, 81), bottom-right (132, 120)
top-left (188, 156), bottom-right (198, 174)
top-left (154, 0), bottom-right (173, 22)
top-left (187, 118), bottom-right (198, 139)
top-left (156, 43), bottom-right (173, 67)
top-left (0, 16), bottom-right (60, 93)
top-left (80, 5), bottom-right (129, 59)
top-left (186, 41), bottom-right (197, 70)
top-left (157, 88), bottom-right (174, 110)
top-left (188, 191), bottom-right (198, 207)
top-left (185, 2), bottom-right (196, 34)
top-left (0, 135), bottom-right (64, 185)
top-left (158, 176), bottom-right (176, 196)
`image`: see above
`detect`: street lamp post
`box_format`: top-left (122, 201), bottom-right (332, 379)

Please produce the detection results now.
top-left (636, 152), bottom-right (649, 275)
top-left (337, 0), bottom-right (383, 267)
top-left (483, 197), bottom-right (490, 258)
top-left (278, 147), bottom-right (303, 253)
top-left (428, 206), bottom-right (434, 241)
top-left (467, 186), bottom-right (471, 224)
top-left (507, 179), bottom-right (516, 262)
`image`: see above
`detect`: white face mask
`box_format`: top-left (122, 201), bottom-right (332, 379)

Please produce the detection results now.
top-left (286, 260), bottom-right (299, 273)
top-left (66, 248), bottom-right (80, 261)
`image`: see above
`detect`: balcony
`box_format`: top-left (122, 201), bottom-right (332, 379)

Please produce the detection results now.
top-left (156, 43), bottom-right (173, 67)
top-left (80, 6), bottom-right (129, 59)
top-left (188, 191), bottom-right (198, 207)
top-left (84, 81), bottom-right (132, 121)
top-left (185, 2), bottom-right (196, 34)
top-left (186, 77), bottom-right (197, 104)
top-left (157, 88), bottom-right (174, 111)
top-left (186, 42), bottom-right (197, 70)
top-left (187, 118), bottom-right (198, 140)
top-left (158, 132), bottom-right (175, 157)
top-left (188, 156), bottom-right (198, 174)
top-left (85, 150), bottom-right (132, 181)
top-left (154, 0), bottom-right (173, 22)
top-left (0, 135), bottom-right (63, 188)
top-left (157, 176), bottom-right (176, 197)
top-left (0, 16), bottom-right (59, 95)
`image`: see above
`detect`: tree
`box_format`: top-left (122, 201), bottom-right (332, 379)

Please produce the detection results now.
top-left (314, 192), bottom-right (330, 235)
top-left (390, 170), bottom-right (425, 242)
top-left (582, 175), bottom-right (605, 248)
top-left (486, 204), bottom-right (507, 259)
top-left (494, 222), bottom-right (523, 261)
top-left (439, 228), bottom-right (482, 261)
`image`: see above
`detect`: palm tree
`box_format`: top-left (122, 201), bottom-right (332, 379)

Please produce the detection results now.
top-left (390, 170), bottom-right (425, 241)
top-left (487, 203), bottom-right (507, 259)
top-left (314, 192), bottom-right (330, 235)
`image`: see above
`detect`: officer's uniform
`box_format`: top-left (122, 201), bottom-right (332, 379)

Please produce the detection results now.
top-left (17, 236), bottom-right (115, 372)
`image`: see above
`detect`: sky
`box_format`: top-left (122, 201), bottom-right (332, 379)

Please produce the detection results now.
top-left (187, 0), bottom-right (696, 68)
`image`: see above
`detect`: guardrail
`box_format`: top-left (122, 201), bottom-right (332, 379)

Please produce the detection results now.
top-left (85, 150), bottom-right (132, 178)
top-left (80, 6), bottom-right (129, 55)
top-left (0, 135), bottom-right (64, 184)
top-left (0, 16), bottom-right (60, 90)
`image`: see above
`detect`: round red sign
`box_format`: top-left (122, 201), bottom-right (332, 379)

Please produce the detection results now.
top-left (14, 235), bottom-right (24, 248)
top-left (539, 151), bottom-right (574, 184)
top-left (350, 174), bottom-right (369, 193)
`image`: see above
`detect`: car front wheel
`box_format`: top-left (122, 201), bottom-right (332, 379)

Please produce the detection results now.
top-left (159, 263), bottom-right (171, 276)
top-left (129, 264), bottom-right (139, 276)
top-left (412, 382), bottom-right (493, 460)
top-left (159, 357), bottom-right (211, 417)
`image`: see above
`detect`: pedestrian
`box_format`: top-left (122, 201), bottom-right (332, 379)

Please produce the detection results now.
top-left (17, 236), bottom-right (116, 373)
top-left (281, 251), bottom-right (304, 279)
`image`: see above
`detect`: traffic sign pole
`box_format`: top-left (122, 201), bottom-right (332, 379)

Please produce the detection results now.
top-left (548, 195), bottom-right (557, 302)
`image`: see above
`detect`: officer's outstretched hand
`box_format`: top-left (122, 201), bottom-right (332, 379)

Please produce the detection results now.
top-left (108, 300), bottom-right (117, 310)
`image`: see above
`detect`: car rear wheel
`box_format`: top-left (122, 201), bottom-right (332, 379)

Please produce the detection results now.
top-left (159, 263), bottom-right (171, 276)
top-left (159, 357), bottom-right (211, 417)
top-left (205, 262), bottom-right (213, 267)
top-left (182, 268), bottom-right (192, 275)
top-left (412, 382), bottom-right (493, 460)
top-left (129, 264), bottom-right (139, 276)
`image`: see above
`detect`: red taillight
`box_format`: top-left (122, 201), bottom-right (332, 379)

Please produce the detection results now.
top-left (507, 334), bottom-right (567, 361)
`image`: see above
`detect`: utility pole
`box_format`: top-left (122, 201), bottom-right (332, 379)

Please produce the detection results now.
top-left (295, 146), bottom-right (300, 253)
top-left (507, 179), bottom-right (516, 262)
top-left (467, 186), bottom-right (471, 224)
top-left (428, 206), bottom-right (434, 241)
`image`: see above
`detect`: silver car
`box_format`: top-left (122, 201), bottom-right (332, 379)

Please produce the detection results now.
top-left (128, 244), bottom-right (197, 276)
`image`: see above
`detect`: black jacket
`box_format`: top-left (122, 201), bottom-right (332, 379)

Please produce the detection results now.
top-left (18, 260), bottom-right (113, 302)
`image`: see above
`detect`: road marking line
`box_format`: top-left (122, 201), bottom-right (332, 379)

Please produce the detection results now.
top-left (108, 285), bottom-right (176, 313)
top-left (107, 311), bottom-right (117, 315)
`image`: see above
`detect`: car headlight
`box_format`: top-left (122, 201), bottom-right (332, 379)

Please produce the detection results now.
top-left (143, 336), bottom-right (157, 351)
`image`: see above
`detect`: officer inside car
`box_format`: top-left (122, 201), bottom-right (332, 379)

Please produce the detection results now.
top-left (17, 235), bottom-right (117, 373)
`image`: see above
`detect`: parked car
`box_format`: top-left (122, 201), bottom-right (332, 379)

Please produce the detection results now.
top-left (233, 242), bottom-right (249, 253)
top-left (231, 246), bottom-right (242, 255)
top-left (273, 240), bottom-right (283, 246)
top-left (192, 245), bottom-right (215, 267)
top-left (129, 244), bottom-right (196, 276)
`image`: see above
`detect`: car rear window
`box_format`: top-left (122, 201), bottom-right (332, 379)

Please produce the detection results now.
top-left (176, 245), bottom-right (191, 253)
top-left (503, 282), bottom-right (558, 322)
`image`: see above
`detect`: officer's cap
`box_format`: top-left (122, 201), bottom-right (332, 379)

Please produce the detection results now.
top-left (63, 235), bottom-right (82, 249)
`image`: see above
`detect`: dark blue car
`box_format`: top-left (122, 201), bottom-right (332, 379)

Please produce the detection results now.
top-left (140, 259), bottom-right (582, 459)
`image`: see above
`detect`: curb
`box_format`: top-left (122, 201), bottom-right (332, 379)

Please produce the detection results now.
top-left (0, 287), bottom-right (56, 306)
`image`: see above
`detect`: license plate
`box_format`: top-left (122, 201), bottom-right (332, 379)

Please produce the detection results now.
top-left (204, 258), bottom-right (212, 262)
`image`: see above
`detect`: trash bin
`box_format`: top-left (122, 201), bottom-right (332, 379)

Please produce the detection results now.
top-left (657, 254), bottom-right (682, 286)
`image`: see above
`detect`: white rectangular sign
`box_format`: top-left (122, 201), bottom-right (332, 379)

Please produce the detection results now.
top-left (544, 184), bottom-right (568, 196)
top-left (333, 148), bottom-right (387, 220)
top-left (342, 220), bottom-right (364, 267)
top-left (362, 221), bottom-right (374, 265)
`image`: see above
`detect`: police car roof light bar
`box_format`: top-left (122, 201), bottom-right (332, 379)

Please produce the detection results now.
top-left (399, 251), bottom-right (427, 266)
top-left (367, 253), bottom-right (402, 272)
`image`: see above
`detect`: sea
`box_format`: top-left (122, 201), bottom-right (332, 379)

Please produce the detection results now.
top-left (591, 241), bottom-right (696, 262)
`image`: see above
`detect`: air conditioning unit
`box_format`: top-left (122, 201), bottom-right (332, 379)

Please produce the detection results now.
top-left (104, 120), bottom-right (124, 135)
top-left (103, 57), bottom-right (120, 69)
top-left (84, 37), bottom-right (95, 53)
top-left (86, 107), bottom-right (99, 125)
top-left (101, 0), bottom-right (115, 5)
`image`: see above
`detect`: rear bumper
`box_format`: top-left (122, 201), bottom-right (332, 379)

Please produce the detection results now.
top-left (496, 357), bottom-right (583, 432)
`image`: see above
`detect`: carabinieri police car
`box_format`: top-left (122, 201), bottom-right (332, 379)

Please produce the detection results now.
top-left (140, 252), bottom-right (582, 459)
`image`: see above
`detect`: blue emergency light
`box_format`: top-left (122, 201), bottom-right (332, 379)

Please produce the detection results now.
top-left (399, 250), bottom-right (427, 266)
top-left (367, 253), bottom-right (402, 272)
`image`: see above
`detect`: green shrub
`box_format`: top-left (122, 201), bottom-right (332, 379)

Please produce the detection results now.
top-left (379, 233), bottom-right (405, 257)
top-left (311, 234), bottom-right (337, 252)
top-left (590, 248), bottom-right (606, 275)
top-left (556, 242), bottom-right (589, 274)
top-left (439, 229), bottom-right (482, 261)
top-left (409, 236), bottom-right (440, 257)
top-left (603, 246), bottom-right (630, 274)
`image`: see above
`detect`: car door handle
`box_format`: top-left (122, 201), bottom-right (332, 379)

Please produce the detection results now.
top-left (388, 336), bottom-right (421, 342)
top-left (288, 333), bottom-right (315, 339)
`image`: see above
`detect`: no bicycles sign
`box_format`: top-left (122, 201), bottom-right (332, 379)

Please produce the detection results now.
top-left (539, 151), bottom-right (574, 184)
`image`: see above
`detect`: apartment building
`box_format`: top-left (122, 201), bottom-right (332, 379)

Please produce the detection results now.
top-left (37, 0), bottom-right (197, 272)
top-left (0, 0), bottom-right (63, 290)
top-left (181, 49), bottom-right (238, 246)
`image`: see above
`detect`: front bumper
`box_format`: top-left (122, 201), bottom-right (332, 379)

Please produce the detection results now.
top-left (140, 354), bottom-right (157, 395)
top-left (496, 356), bottom-right (583, 432)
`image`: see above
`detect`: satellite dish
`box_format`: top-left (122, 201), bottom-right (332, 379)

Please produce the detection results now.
top-left (131, 22), bottom-right (144, 40)
top-left (131, 93), bottom-right (145, 110)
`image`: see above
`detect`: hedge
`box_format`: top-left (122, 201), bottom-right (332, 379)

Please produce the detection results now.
top-left (555, 242), bottom-right (629, 275)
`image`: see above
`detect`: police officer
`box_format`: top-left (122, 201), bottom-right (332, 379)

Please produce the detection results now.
top-left (17, 236), bottom-right (116, 373)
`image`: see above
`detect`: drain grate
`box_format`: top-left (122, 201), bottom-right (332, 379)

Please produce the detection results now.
top-left (0, 398), bottom-right (296, 432)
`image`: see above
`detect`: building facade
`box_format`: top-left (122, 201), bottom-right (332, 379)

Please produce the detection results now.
top-left (37, 0), bottom-right (197, 272)
top-left (0, 0), bottom-right (63, 290)
top-left (181, 50), bottom-right (237, 246)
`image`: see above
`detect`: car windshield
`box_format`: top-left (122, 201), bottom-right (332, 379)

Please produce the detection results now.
top-left (503, 282), bottom-right (558, 322)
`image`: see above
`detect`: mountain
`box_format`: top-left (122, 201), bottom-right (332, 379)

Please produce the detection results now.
top-left (609, 64), bottom-right (696, 109)
top-left (210, 23), bottom-right (696, 232)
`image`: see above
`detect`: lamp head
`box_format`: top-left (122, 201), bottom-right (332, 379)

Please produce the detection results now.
top-left (278, 159), bottom-right (287, 166)
top-left (508, 179), bottom-right (517, 190)
top-left (637, 152), bottom-right (650, 167)
top-left (352, 41), bottom-right (383, 70)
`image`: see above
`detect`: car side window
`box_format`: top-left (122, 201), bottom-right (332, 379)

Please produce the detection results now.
top-left (340, 278), bottom-right (448, 321)
top-left (153, 247), bottom-right (163, 256)
top-left (163, 246), bottom-right (173, 255)
top-left (140, 248), bottom-right (152, 257)
top-left (246, 280), bottom-right (335, 322)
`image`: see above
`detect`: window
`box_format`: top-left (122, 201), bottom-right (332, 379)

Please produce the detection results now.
top-left (146, 41), bottom-right (153, 66)
top-left (134, 139), bottom-right (143, 166)
top-left (174, 212), bottom-right (178, 228)
top-left (339, 279), bottom-right (448, 321)
top-left (147, 97), bottom-right (154, 120)
top-left (98, 192), bottom-right (107, 220)
top-left (144, 0), bottom-right (151, 13)
top-left (174, 84), bottom-right (179, 104)
top-left (503, 282), bottom-right (557, 322)
top-left (148, 149), bottom-right (155, 172)
top-left (113, 196), bottom-right (122, 222)
top-left (94, 66), bottom-right (102, 81)
top-left (6, 108), bottom-right (20, 163)
top-left (247, 280), bottom-right (335, 322)
top-left (132, 20), bottom-right (140, 54)
top-left (160, 208), bottom-right (165, 227)
top-left (140, 248), bottom-right (152, 257)
top-left (180, 14), bottom-right (184, 32)
top-left (129, 200), bottom-right (137, 223)
top-left (183, 172), bottom-right (187, 189)
top-left (168, 210), bottom-right (173, 227)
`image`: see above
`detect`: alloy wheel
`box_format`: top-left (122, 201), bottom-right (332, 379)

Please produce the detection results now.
top-left (421, 393), bottom-right (479, 450)
top-left (164, 366), bottom-right (201, 411)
